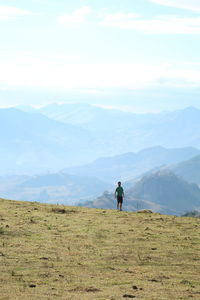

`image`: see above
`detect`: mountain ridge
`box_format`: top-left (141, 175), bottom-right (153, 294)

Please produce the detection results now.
top-left (79, 171), bottom-right (200, 215)
top-left (65, 146), bottom-right (200, 183)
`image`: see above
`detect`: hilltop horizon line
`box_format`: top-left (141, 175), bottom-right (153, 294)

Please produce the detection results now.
top-left (0, 103), bottom-right (199, 115)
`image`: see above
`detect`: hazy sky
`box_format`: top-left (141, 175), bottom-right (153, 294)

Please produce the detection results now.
top-left (0, 0), bottom-right (200, 112)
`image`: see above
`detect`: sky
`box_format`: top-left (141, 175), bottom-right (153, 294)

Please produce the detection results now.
top-left (0, 0), bottom-right (200, 112)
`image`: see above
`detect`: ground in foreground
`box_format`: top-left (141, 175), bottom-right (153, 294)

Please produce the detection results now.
top-left (1, 198), bottom-right (200, 299)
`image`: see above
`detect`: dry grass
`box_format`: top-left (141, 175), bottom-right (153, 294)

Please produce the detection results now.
top-left (1, 198), bottom-right (200, 299)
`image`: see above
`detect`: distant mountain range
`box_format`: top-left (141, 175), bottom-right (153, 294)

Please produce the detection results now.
top-left (162, 155), bottom-right (200, 185)
top-left (2, 148), bottom-right (200, 207)
top-left (0, 107), bottom-right (96, 173)
top-left (79, 172), bottom-right (200, 215)
top-left (1, 103), bottom-right (200, 215)
top-left (78, 151), bottom-right (200, 215)
top-left (9, 104), bottom-right (200, 175)
top-left (0, 132), bottom-right (200, 214)
top-left (34, 105), bottom-right (200, 152)
top-left (64, 146), bottom-right (200, 183)
top-left (0, 172), bottom-right (112, 204)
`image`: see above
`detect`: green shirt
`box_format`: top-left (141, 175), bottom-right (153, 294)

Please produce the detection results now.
top-left (115, 186), bottom-right (124, 197)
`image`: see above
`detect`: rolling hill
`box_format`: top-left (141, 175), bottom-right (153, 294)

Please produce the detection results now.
top-left (1, 198), bottom-right (200, 299)
top-left (79, 172), bottom-right (200, 215)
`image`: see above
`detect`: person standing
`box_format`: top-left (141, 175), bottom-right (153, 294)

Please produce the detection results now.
top-left (115, 181), bottom-right (124, 211)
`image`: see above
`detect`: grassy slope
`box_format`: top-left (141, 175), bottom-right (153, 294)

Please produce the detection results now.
top-left (1, 199), bottom-right (200, 300)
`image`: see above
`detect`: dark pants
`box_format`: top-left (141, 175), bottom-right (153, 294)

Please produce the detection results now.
top-left (117, 196), bottom-right (123, 203)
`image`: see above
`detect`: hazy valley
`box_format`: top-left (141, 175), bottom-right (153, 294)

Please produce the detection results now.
top-left (1, 104), bottom-right (200, 215)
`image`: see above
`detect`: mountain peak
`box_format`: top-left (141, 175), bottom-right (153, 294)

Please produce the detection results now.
top-left (184, 106), bottom-right (199, 112)
top-left (178, 106), bottom-right (200, 115)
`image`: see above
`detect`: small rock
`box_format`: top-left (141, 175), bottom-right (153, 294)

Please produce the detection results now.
top-left (137, 209), bottom-right (153, 214)
top-left (148, 279), bottom-right (159, 282)
top-left (29, 284), bottom-right (36, 288)
top-left (85, 287), bottom-right (100, 292)
top-left (132, 285), bottom-right (138, 290)
top-left (123, 295), bottom-right (136, 298)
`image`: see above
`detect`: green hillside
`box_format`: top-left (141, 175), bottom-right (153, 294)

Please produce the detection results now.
top-left (1, 198), bottom-right (200, 299)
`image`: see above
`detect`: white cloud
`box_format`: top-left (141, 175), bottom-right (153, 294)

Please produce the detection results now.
top-left (58, 6), bottom-right (92, 27)
top-left (0, 53), bottom-right (200, 91)
top-left (99, 12), bottom-right (140, 22)
top-left (0, 5), bottom-right (33, 20)
top-left (57, 5), bottom-right (200, 34)
top-left (156, 68), bottom-right (200, 88)
top-left (100, 13), bottom-right (200, 34)
top-left (149, 0), bottom-right (200, 12)
top-left (0, 59), bottom-right (159, 90)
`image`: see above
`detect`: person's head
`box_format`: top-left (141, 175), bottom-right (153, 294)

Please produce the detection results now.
top-left (118, 181), bottom-right (121, 186)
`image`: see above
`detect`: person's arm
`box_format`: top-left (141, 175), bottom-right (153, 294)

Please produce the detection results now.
top-left (115, 188), bottom-right (117, 198)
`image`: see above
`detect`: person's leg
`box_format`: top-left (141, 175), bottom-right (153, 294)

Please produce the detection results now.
top-left (117, 201), bottom-right (119, 210)
top-left (119, 197), bottom-right (123, 211)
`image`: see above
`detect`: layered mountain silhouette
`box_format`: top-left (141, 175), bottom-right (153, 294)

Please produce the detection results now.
top-left (163, 155), bottom-right (200, 185)
top-left (0, 108), bottom-right (96, 173)
top-left (17, 104), bottom-right (200, 155)
top-left (1, 104), bottom-right (200, 215)
top-left (64, 146), bottom-right (200, 183)
top-left (79, 172), bottom-right (200, 215)
top-left (0, 172), bottom-right (112, 204)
